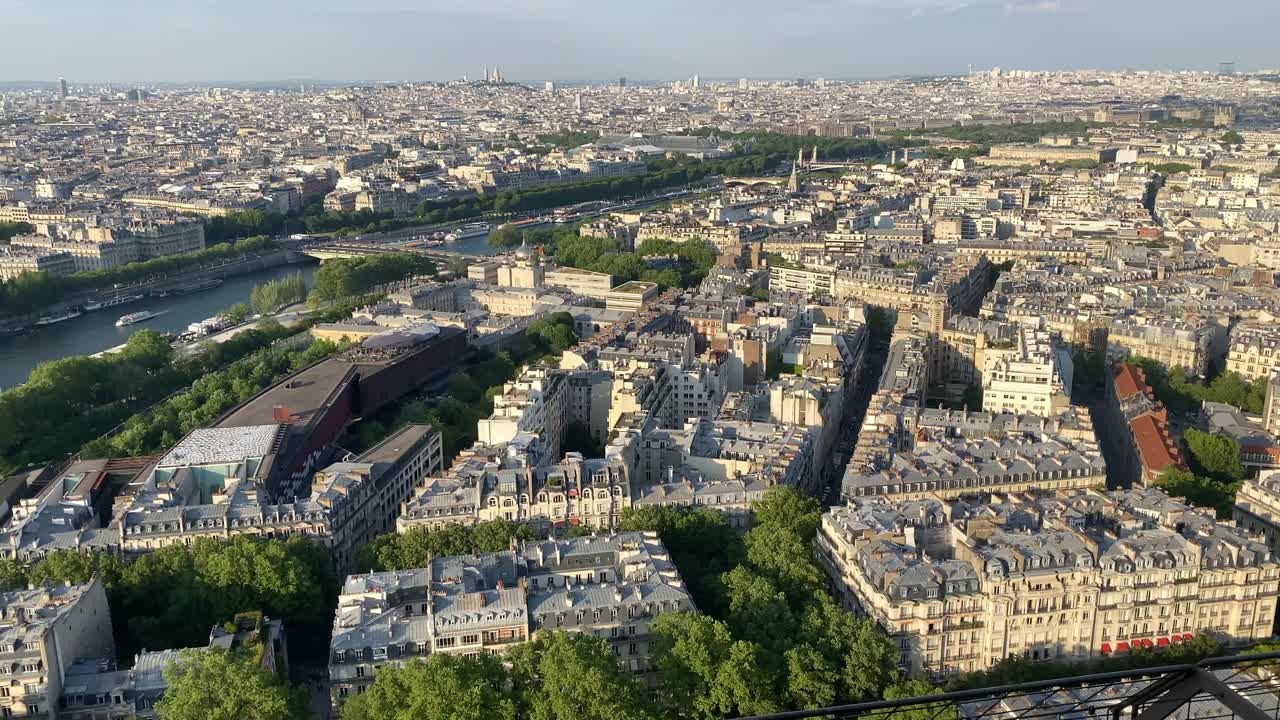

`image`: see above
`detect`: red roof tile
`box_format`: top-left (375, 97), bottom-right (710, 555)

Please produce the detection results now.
top-left (1113, 362), bottom-right (1145, 401)
top-left (1131, 413), bottom-right (1187, 479)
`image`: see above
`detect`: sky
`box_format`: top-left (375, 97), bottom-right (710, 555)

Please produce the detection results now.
top-left (1, 0), bottom-right (1276, 84)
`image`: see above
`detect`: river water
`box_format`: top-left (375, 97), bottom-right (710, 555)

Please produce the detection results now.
top-left (0, 264), bottom-right (319, 390)
top-left (0, 235), bottom-right (501, 390)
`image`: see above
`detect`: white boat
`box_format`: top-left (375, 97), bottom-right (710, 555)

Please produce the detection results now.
top-left (83, 293), bottom-right (144, 312)
top-left (116, 310), bottom-right (162, 327)
top-left (34, 310), bottom-right (82, 326)
top-left (445, 222), bottom-right (490, 241)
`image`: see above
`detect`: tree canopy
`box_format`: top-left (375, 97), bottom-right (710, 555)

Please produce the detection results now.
top-left (341, 632), bottom-right (658, 720)
top-left (356, 521), bottom-right (535, 572)
top-left (309, 253), bottom-right (436, 306)
top-left (629, 486), bottom-right (910, 717)
top-left (341, 654), bottom-right (517, 720)
top-left (1183, 428), bottom-right (1246, 483)
top-left (157, 648), bottom-right (308, 720)
top-left (0, 237), bottom-right (274, 318)
top-left (0, 325), bottom-right (328, 474)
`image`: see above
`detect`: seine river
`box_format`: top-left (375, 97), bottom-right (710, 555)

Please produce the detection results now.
top-left (0, 232), bottom-right (499, 390)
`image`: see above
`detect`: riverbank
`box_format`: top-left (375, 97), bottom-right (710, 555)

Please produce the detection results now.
top-left (0, 263), bottom-right (318, 389)
top-left (0, 248), bottom-right (312, 333)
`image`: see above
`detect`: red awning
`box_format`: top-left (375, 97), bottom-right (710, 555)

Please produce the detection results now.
top-left (1101, 643), bottom-right (1112, 655)
top-left (1117, 642), bottom-right (1131, 652)
top-left (1182, 633), bottom-right (1194, 641)
top-left (1141, 639), bottom-right (1154, 648)
top-left (1157, 638), bottom-right (1169, 647)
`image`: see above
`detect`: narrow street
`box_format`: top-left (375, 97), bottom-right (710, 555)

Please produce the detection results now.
top-left (823, 339), bottom-right (889, 506)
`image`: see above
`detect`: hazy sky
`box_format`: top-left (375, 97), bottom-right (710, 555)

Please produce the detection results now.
top-left (2, 0), bottom-right (1276, 83)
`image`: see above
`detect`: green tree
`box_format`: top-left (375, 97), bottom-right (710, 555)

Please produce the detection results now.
top-left (650, 613), bottom-right (778, 719)
top-left (1157, 468), bottom-right (1239, 519)
top-left (509, 632), bottom-right (659, 720)
top-left (341, 655), bottom-right (516, 720)
top-left (1220, 130), bottom-right (1244, 145)
top-left (220, 302), bottom-right (253, 325)
top-left (527, 312), bottom-right (579, 357)
top-left (784, 644), bottom-right (838, 709)
top-left (355, 521), bottom-right (534, 572)
top-left (0, 557), bottom-right (27, 591)
top-left (110, 536), bottom-right (337, 661)
top-left (29, 549), bottom-right (124, 588)
top-left (1183, 428), bottom-right (1246, 482)
top-left (618, 505), bottom-right (745, 616)
top-left (156, 649), bottom-right (306, 720)
top-left (1152, 162), bottom-right (1194, 175)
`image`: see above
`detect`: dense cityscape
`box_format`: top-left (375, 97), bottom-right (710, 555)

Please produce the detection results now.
top-left (4, 52), bottom-right (1280, 720)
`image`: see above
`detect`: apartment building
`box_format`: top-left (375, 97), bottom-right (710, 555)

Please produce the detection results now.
top-left (116, 424), bottom-right (441, 573)
top-left (1234, 470), bottom-right (1280, 556)
top-left (770, 261), bottom-right (835, 297)
top-left (1106, 317), bottom-right (1221, 379)
top-left (8, 233), bottom-right (137, 272)
top-left (1107, 363), bottom-right (1187, 487)
top-left (818, 489), bottom-right (1278, 678)
top-left (0, 577), bottom-right (115, 719)
top-left (328, 532), bottom-right (693, 712)
top-left (0, 246), bottom-right (75, 280)
top-left (1226, 323), bottom-right (1280, 384)
top-left (981, 328), bottom-right (1073, 417)
top-left (841, 406), bottom-right (1104, 502)
top-left (477, 367), bottom-right (569, 466)
top-left (1264, 373), bottom-right (1280, 439)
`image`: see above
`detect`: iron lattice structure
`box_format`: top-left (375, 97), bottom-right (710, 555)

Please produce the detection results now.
top-left (736, 652), bottom-right (1280, 720)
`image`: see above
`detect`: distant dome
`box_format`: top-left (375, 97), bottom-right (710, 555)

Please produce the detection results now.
top-left (514, 239), bottom-right (532, 260)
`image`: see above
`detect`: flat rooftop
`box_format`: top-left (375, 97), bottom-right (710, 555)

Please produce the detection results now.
top-left (357, 424), bottom-right (434, 466)
top-left (216, 357), bottom-right (356, 430)
top-left (612, 281), bottom-right (658, 295)
top-left (160, 425), bottom-right (281, 467)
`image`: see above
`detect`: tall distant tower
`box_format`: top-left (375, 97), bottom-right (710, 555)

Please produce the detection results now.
top-left (57, 77), bottom-right (68, 99)
top-left (738, 78), bottom-right (749, 91)
top-left (575, 93), bottom-right (583, 112)
top-left (692, 74), bottom-right (700, 91)
top-left (787, 149), bottom-right (801, 194)
top-left (1219, 61), bottom-right (1236, 76)
top-left (482, 65), bottom-right (489, 82)
top-left (618, 76), bottom-right (626, 89)
top-left (545, 81), bottom-right (555, 93)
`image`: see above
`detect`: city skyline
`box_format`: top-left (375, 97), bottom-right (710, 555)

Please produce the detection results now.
top-left (2, 0), bottom-right (1277, 83)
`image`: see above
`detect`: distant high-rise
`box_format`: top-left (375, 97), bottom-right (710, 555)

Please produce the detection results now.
top-left (57, 77), bottom-right (68, 99)
top-left (1219, 61), bottom-right (1236, 76)
top-left (618, 76), bottom-right (626, 89)
top-left (738, 78), bottom-right (749, 91)
top-left (816, 77), bottom-right (826, 89)
top-left (575, 93), bottom-right (583, 112)
top-left (544, 81), bottom-right (555, 93)
top-left (483, 65), bottom-right (489, 82)
top-left (692, 74), bottom-right (700, 90)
